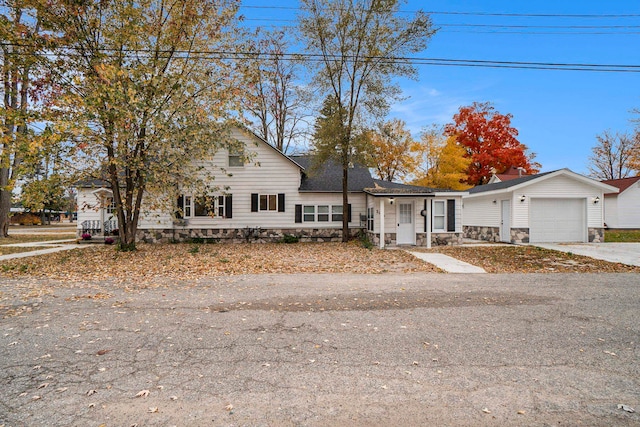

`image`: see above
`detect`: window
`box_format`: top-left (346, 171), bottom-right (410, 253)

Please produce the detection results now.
top-left (367, 207), bottom-right (374, 231)
top-left (179, 194), bottom-right (228, 218)
top-left (318, 205), bottom-right (329, 222)
top-left (303, 205), bottom-right (315, 222)
top-left (228, 146), bottom-right (244, 167)
top-left (331, 205), bottom-right (343, 222)
top-left (260, 194), bottom-right (277, 211)
top-left (433, 200), bottom-right (445, 231)
top-left (106, 198), bottom-right (117, 214)
top-left (303, 204), bottom-right (344, 222)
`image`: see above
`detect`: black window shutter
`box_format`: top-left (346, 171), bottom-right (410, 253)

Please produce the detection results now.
top-left (278, 193), bottom-right (285, 212)
top-left (447, 199), bottom-right (456, 232)
top-left (225, 195), bottom-right (233, 219)
top-left (295, 204), bottom-right (302, 223)
top-left (347, 204), bottom-right (352, 222)
top-left (424, 199), bottom-right (427, 232)
top-left (176, 195), bottom-right (184, 219)
top-left (251, 193), bottom-right (258, 212)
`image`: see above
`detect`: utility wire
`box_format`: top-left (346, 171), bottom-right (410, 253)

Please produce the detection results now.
top-left (1, 42), bottom-right (637, 73)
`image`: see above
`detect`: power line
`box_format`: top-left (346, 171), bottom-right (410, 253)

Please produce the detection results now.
top-left (1, 42), bottom-right (638, 73)
top-left (239, 4), bottom-right (640, 19)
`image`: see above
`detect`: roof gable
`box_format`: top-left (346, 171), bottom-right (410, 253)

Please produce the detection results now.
top-left (292, 156), bottom-right (375, 192)
top-left (601, 176), bottom-right (640, 195)
top-left (467, 169), bottom-right (619, 196)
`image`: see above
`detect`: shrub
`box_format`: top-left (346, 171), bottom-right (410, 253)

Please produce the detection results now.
top-left (111, 229), bottom-right (119, 236)
top-left (81, 233), bottom-right (92, 240)
top-left (104, 237), bottom-right (115, 245)
top-left (281, 234), bottom-right (299, 244)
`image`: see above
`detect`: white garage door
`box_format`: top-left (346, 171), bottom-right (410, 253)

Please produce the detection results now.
top-left (530, 198), bottom-right (586, 243)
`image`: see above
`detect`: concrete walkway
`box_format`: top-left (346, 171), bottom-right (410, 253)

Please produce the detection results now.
top-left (407, 251), bottom-right (487, 273)
top-left (0, 240), bottom-right (90, 261)
top-left (532, 242), bottom-right (640, 267)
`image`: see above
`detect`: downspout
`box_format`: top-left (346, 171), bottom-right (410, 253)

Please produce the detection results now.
top-left (426, 198), bottom-right (432, 249)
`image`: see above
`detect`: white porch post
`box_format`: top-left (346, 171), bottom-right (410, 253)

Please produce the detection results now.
top-left (379, 198), bottom-right (385, 249)
top-left (426, 198), bottom-right (432, 249)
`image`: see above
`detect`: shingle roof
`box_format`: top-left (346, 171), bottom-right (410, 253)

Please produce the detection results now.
top-left (601, 176), bottom-right (640, 195)
top-left (75, 179), bottom-right (109, 188)
top-left (467, 170), bottom-right (557, 194)
top-left (291, 156), bottom-right (376, 192)
top-left (364, 179), bottom-right (453, 194)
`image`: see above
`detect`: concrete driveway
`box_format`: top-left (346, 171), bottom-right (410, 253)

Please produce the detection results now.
top-left (532, 242), bottom-right (640, 267)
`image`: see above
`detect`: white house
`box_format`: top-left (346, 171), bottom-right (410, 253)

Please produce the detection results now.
top-left (463, 169), bottom-right (619, 244)
top-left (602, 176), bottom-right (640, 229)
top-left (76, 127), bottom-right (467, 247)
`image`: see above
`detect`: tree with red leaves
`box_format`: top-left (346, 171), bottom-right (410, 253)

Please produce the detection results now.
top-left (445, 102), bottom-right (540, 185)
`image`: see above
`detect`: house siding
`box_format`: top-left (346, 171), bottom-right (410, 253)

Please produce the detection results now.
top-left (606, 183), bottom-right (640, 228)
top-left (513, 175), bottom-right (604, 228)
top-left (462, 194), bottom-right (502, 227)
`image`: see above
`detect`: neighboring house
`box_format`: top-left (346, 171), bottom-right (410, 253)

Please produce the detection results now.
top-left (487, 166), bottom-right (529, 184)
top-left (463, 169), bottom-right (618, 244)
top-left (76, 127), bottom-right (467, 247)
top-left (601, 176), bottom-right (640, 229)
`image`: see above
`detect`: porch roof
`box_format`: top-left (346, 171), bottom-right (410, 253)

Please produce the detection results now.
top-left (364, 179), bottom-right (467, 197)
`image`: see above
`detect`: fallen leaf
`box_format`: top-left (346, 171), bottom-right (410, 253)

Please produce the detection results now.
top-left (170, 395), bottom-right (178, 401)
top-left (56, 387), bottom-right (68, 393)
top-left (517, 410), bottom-right (526, 415)
top-left (96, 349), bottom-right (111, 355)
top-left (225, 404), bottom-right (234, 411)
top-left (618, 404), bottom-right (635, 413)
top-left (482, 408), bottom-right (491, 414)
top-left (37, 383), bottom-right (49, 389)
top-left (86, 389), bottom-right (97, 396)
top-left (32, 395), bottom-right (41, 401)
top-left (148, 407), bottom-right (158, 413)
top-left (135, 390), bottom-right (150, 398)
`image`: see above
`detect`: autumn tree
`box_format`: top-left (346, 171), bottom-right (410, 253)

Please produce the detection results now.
top-left (300, 0), bottom-right (435, 241)
top-left (43, 0), bottom-right (242, 250)
top-left (588, 130), bottom-right (640, 180)
top-left (363, 118), bottom-right (421, 182)
top-left (241, 28), bottom-right (312, 153)
top-left (413, 133), bottom-right (471, 190)
top-left (445, 102), bottom-right (539, 186)
top-left (0, 1), bottom-right (49, 236)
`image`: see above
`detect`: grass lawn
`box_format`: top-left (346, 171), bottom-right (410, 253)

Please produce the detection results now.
top-left (0, 246), bottom-right (62, 256)
top-left (415, 245), bottom-right (640, 274)
top-left (605, 229), bottom-right (640, 242)
top-left (0, 242), bottom-right (439, 286)
top-left (0, 234), bottom-right (76, 244)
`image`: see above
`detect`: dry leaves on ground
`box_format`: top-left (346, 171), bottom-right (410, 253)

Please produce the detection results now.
top-left (420, 245), bottom-right (640, 273)
top-left (0, 242), bottom-right (438, 286)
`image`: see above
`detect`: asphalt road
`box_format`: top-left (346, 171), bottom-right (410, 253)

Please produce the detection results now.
top-left (1, 273), bottom-right (639, 426)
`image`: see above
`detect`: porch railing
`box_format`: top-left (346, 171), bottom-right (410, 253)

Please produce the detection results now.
top-left (81, 220), bottom-right (118, 236)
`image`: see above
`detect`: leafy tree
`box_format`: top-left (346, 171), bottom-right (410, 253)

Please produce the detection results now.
top-left (241, 28), bottom-right (312, 153)
top-left (413, 134), bottom-right (471, 190)
top-left (0, 1), bottom-right (49, 236)
top-left (43, 0), bottom-right (242, 250)
top-left (300, 0), bottom-right (435, 241)
top-left (445, 102), bottom-right (540, 186)
top-left (364, 118), bottom-right (421, 182)
top-left (588, 130), bottom-right (640, 180)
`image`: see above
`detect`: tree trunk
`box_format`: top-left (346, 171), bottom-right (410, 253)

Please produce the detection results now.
top-left (0, 188), bottom-right (11, 237)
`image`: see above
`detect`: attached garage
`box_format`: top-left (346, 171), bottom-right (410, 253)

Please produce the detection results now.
top-left (463, 169), bottom-right (619, 244)
top-left (530, 198), bottom-right (586, 243)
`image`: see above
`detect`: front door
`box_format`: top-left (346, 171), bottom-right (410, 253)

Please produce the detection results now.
top-left (500, 200), bottom-right (511, 243)
top-left (397, 201), bottom-right (415, 245)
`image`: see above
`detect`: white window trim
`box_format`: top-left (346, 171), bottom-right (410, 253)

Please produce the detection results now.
top-left (181, 194), bottom-right (227, 219)
top-left (228, 147), bottom-right (244, 168)
top-left (303, 204), bottom-right (343, 222)
top-left (432, 200), bottom-right (446, 232)
top-left (259, 194), bottom-right (278, 212)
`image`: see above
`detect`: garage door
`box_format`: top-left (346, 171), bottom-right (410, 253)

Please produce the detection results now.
top-left (530, 198), bottom-right (586, 243)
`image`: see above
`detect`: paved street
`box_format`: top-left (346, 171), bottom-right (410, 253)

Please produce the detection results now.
top-left (1, 273), bottom-right (639, 426)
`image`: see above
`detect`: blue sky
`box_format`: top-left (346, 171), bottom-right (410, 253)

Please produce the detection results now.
top-left (239, 1), bottom-right (640, 174)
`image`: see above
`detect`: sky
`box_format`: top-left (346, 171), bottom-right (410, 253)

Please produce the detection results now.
top-left (239, 0), bottom-right (640, 175)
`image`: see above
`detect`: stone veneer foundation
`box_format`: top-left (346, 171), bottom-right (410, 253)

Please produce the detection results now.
top-left (463, 226), bottom-right (500, 242)
top-left (136, 227), bottom-right (357, 243)
top-left (588, 228), bottom-right (604, 243)
top-left (366, 231), bottom-right (463, 247)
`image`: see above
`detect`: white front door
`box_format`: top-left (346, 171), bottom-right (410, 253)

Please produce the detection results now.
top-left (397, 201), bottom-right (415, 245)
top-left (500, 200), bottom-right (511, 243)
